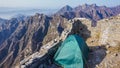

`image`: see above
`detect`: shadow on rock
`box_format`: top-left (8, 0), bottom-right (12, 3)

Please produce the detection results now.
top-left (69, 20), bottom-right (91, 41)
top-left (87, 46), bottom-right (107, 68)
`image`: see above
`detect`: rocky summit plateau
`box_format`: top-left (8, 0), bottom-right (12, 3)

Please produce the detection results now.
top-left (0, 4), bottom-right (120, 68)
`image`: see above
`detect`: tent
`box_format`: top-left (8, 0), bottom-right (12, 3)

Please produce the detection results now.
top-left (54, 34), bottom-right (89, 68)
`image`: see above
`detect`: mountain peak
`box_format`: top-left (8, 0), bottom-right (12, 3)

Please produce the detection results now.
top-left (91, 4), bottom-right (97, 7)
top-left (81, 4), bottom-right (89, 9)
top-left (61, 5), bottom-right (73, 11)
top-left (81, 4), bottom-right (98, 9)
top-left (56, 5), bottom-right (73, 14)
top-left (82, 3), bottom-right (88, 7)
top-left (64, 5), bottom-right (72, 8)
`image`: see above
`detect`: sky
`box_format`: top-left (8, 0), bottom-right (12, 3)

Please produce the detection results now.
top-left (0, 0), bottom-right (120, 9)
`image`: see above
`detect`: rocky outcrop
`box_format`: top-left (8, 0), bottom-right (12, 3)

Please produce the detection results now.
top-left (97, 15), bottom-right (120, 46)
top-left (77, 15), bottom-right (120, 68)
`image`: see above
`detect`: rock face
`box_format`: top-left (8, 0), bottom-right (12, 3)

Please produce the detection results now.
top-left (97, 15), bottom-right (120, 46)
top-left (84, 14), bottom-right (120, 47)
top-left (0, 18), bottom-right (19, 45)
top-left (75, 15), bottom-right (120, 68)
top-left (74, 15), bottom-right (120, 47)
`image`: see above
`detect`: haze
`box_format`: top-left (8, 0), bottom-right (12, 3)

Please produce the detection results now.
top-left (0, 0), bottom-right (120, 9)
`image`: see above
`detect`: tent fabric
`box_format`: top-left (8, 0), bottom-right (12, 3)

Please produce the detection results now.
top-left (54, 34), bottom-right (89, 68)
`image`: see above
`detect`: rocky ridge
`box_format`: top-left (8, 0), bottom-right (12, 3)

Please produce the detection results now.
top-left (20, 15), bottom-right (120, 68)
top-left (0, 12), bottom-right (74, 68)
top-left (0, 14), bottom-right (52, 68)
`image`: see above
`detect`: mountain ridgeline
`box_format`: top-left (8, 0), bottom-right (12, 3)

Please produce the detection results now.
top-left (0, 4), bottom-right (120, 68)
top-left (56, 4), bottom-right (120, 22)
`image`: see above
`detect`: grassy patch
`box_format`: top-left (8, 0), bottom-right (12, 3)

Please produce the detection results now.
top-left (95, 32), bottom-right (101, 39)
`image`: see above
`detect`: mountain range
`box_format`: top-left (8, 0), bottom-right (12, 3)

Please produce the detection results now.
top-left (56, 4), bottom-right (120, 22)
top-left (0, 4), bottom-right (120, 68)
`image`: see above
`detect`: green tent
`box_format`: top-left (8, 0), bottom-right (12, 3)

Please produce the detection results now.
top-left (54, 34), bottom-right (89, 68)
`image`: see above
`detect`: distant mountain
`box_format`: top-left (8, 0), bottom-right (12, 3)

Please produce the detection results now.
top-left (0, 18), bottom-right (7, 25)
top-left (0, 18), bottom-right (20, 45)
top-left (56, 4), bottom-right (120, 22)
top-left (56, 5), bottom-right (73, 14)
top-left (12, 14), bottom-right (28, 22)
